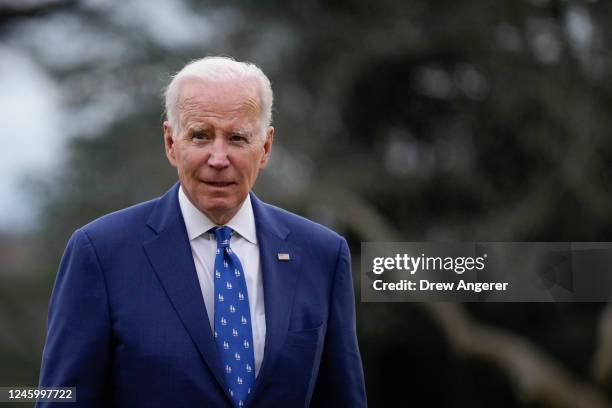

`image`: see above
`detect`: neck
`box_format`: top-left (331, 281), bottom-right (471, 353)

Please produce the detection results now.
top-left (203, 208), bottom-right (239, 226)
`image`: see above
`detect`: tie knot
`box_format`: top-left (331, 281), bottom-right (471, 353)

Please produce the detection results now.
top-left (212, 226), bottom-right (233, 247)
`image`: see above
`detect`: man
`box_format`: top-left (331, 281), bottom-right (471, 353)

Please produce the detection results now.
top-left (38, 56), bottom-right (367, 407)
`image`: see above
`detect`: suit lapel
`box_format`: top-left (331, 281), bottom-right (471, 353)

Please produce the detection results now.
top-left (247, 193), bottom-right (302, 402)
top-left (143, 183), bottom-right (229, 397)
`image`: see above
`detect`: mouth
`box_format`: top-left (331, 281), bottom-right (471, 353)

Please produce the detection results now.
top-left (202, 180), bottom-right (235, 188)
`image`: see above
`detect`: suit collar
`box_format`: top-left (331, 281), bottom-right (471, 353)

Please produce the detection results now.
top-left (147, 183), bottom-right (289, 242)
top-left (178, 185), bottom-right (257, 244)
top-left (249, 192), bottom-right (289, 241)
top-left (146, 182), bottom-right (182, 234)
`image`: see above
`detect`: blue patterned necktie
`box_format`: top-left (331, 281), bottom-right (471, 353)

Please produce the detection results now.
top-left (212, 226), bottom-right (255, 407)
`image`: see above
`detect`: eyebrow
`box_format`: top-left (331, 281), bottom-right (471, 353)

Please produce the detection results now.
top-left (230, 128), bottom-right (254, 137)
top-left (187, 125), bottom-right (212, 133)
top-left (185, 125), bottom-right (256, 137)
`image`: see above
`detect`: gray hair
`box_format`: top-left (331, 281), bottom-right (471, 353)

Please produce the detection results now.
top-left (164, 56), bottom-right (273, 136)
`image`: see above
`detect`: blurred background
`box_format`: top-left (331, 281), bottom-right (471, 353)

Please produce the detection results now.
top-left (1, 0), bottom-right (612, 406)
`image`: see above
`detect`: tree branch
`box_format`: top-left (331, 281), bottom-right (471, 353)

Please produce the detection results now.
top-left (0, 0), bottom-right (79, 27)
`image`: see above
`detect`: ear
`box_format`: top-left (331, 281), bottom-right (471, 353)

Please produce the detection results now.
top-left (259, 126), bottom-right (274, 169)
top-left (163, 121), bottom-right (177, 167)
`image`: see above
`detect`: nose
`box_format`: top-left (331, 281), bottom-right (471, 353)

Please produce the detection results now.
top-left (207, 138), bottom-right (230, 169)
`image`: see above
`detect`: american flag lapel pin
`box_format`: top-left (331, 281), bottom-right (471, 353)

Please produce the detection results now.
top-left (277, 253), bottom-right (290, 261)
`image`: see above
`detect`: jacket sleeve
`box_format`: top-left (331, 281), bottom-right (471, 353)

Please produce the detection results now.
top-left (310, 238), bottom-right (367, 407)
top-left (37, 228), bottom-right (111, 408)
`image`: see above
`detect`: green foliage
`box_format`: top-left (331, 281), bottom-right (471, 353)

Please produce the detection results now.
top-left (2, 0), bottom-right (612, 405)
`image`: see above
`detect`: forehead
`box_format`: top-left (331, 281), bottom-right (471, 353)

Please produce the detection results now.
top-left (177, 77), bottom-right (261, 127)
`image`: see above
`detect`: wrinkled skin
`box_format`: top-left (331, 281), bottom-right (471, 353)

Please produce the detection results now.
top-left (164, 77), bottom-right (274, 225)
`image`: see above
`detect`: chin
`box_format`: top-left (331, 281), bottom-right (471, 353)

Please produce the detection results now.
top-left (200, 197), bottom-right (236, 213)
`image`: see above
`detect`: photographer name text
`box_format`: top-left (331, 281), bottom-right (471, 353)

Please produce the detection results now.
top-left (371, 253), bottom-right (508, 293)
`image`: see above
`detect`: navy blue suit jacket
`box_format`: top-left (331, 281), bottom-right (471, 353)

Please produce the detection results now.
top-left (38, 183), bottom-right (366, 407)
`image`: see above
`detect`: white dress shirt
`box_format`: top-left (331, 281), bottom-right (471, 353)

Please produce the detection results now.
top-left (178, 186), bottom-right (266, 375)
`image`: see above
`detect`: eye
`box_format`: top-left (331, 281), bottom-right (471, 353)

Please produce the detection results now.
top-left (229, 133), bottom-right (248, 142)
top-left (192, 132), bottom-right (209, 141)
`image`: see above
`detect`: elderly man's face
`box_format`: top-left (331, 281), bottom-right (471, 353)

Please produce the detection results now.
top-left (164, 77), bottom-right (273, 225)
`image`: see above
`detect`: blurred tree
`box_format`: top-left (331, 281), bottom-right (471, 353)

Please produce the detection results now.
top-left (1, 0), bottom-right (612, 406)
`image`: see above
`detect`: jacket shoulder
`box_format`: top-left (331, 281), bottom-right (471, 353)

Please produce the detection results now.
top-left (79, 197), bottom-right (158, 240)
top-left (259, 201), bottom-right (345, 245)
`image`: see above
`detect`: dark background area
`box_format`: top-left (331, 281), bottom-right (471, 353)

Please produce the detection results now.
top-left (1, 0), bottom-right (612, 406)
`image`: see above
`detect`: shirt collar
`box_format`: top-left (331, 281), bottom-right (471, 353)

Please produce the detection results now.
top-left (178, 185), bottom-right (257, 244)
